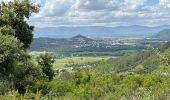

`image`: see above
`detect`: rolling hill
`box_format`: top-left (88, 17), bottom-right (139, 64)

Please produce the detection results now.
top-left (92, 41), bottom-right (170, 74)
top-left (154, 29), bottom-right (170, 40)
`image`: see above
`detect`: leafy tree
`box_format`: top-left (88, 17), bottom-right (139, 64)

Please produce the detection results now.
top-left (0, 0), bottom-right (44, 94)
top-left (0, 34), bottom-right (22, 78)
top-left (14, 59), bottom-right (43, 93)
top-left (37, 52), bottom-right (55, 81)
top-left (0, 0), bottom-right (40, 49)
top-left (0, 35), bottom-right (43, 93)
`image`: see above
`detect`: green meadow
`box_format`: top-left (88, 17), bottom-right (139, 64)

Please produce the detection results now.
top-left (30, 51), bottom-right (110, 69)
top-left (53, 57), bottom-right (109, 69)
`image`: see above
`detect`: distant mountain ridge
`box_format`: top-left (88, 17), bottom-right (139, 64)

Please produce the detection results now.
top-left (34, 25), bottom-right (170, 38)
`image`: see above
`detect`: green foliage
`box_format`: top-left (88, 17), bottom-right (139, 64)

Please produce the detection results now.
top-left (34, 80), bottom-right (49, 95)
top-left (48, 80), bottom-right (72, 97)
top-left (14, 59), bottom-right (43, 93)
top-left (92, 55), bottom-right (139, 73)
top-left (0, 35), bottom-right (44, 94)
top-left (63, 69), bottom-right (114, 99)
top-left (113, 74), bottom-right (170, 100)
top-left (0, 0), bottom-right (47, 95)
top-left (0, 0), bottom-right (40, 48)
top-left (1, 68), bottom-right (170, 100)
top-left (0, 90), bottom-right (42, 100)
top-left (0, 0), bottom-right (44, 96)
top-left (37, 52), bottom-right (55, 81)
top-left (0, 34), bottom-right (22, 78)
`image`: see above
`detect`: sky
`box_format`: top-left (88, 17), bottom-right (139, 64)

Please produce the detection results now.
top-left (1, 0), bottom-right (170, 27)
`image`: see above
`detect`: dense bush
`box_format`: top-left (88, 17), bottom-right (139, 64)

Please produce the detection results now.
top-left (0, 35), bottom-right (44, 94)
top-left (37, 52), bottom-right (55, 81)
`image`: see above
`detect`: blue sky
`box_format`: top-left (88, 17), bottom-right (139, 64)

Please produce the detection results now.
top-left (146, 0), bottom-right (159, 5)
top-left (1, 0), bottom-right (170, 27)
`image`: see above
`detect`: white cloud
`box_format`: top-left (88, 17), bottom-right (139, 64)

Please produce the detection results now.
top-left (1, 0), bottom-right (170, 27)
top-left (38, 0), bottom-right (74, 17)
top-left (73, 0), bottom-right (123, 11)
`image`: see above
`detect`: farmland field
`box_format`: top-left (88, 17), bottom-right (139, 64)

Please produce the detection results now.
top-left (53, 57), bottom-right (109, 69)
top-left (30, 51), bottom-right (110, 69)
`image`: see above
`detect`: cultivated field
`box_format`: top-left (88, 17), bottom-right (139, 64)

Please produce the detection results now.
top-left (53, 57), bottom-right (109, 69)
